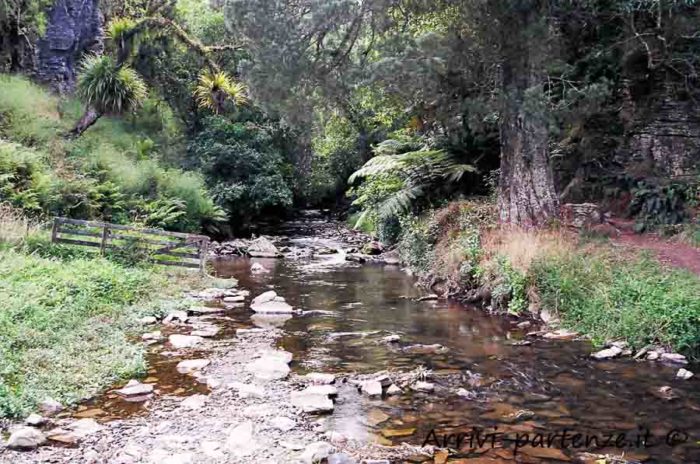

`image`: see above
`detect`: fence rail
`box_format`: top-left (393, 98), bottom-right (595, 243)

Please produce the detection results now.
top-left (51, 217), bottom-right (210, 271)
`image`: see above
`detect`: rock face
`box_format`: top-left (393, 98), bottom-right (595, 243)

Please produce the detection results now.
top-left (560, 203), bottom-right (603, 229)
top-left (627, 98), bottom-right (700, 177)
top-left (36, 0), bottom-right (103, 93)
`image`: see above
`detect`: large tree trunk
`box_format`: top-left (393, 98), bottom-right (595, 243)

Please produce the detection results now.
top-left (69, 106), bottom-right (102, 137)
top-left (496, 2), bottom-right (559, 226)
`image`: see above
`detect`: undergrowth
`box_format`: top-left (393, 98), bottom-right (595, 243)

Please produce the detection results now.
top-left (0, 245), bottom-right (199, 418)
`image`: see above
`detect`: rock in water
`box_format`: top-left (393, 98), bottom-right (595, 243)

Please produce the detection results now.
top-left (168, 334), bottom-right (204, 349)
top-left (115, 380), bottom-right (154, 397)
top-left (7, 427), bottom-right (46, 449)
top-left (251, 300), bottom-right (294, 314)
top-left (247, 237), bottom-right (280, 258)
top-left (677, 368), bottom-right (694, 380)
top-left (251, 290), bottom-right (278, 306)
top-left (361, 380), bottom-right (383, 397)
top-left (661, 353), bottom-right (688, 365)
top-left (251, 262), bottom-right (269, 274)
top-left (386, 384), bottom-right (402, 396)
top-left (176, 359), bottom-right (210, 374)
top-left (591, 346), bottom-right (623, 360)
top-left (362, 241), bottom-right (384, 255)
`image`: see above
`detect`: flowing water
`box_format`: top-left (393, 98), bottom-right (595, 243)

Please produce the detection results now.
top-left (81, 216), bottom-right (700, 463)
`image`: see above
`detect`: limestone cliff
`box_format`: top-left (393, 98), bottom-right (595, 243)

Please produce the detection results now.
top-left (35, 0), bottom-right (103, 94)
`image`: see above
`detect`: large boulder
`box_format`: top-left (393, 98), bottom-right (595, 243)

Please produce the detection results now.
top-left (560, 203), bottom-right (603, 229)
top-left (7, 426), bottom-right (46, 449)
top-left (247, 237), bottom-right (280, 258)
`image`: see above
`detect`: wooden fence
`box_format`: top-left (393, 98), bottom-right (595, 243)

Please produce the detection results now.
top-left (51, 217), bottom-right (210, 271)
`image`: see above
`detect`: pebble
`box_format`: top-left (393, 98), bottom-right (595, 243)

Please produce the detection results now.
top-left (38, 398), bottom-right (63, 416)
top-left (591, 346), bottom-right (623, 360)
top-left (115, 380), bottom-right (154, 397)
top-left (168, 334), bottom-right (204, 349)
top-left (303, 373), bottom-right (336, 385)
top-left (412, 381), bottom-right (435, 392)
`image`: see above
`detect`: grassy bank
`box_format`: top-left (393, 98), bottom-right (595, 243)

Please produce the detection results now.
top-left (0, 74), bottom-right (222, 233)
top-left (0, 232), bottom-right (197, 418)
top-left (390, 201), bottom-right (700, 358)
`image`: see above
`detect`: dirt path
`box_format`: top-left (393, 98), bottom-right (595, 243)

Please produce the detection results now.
top-left (0, 283), bottom-right (426, 464)
top-left (609, 218), bottom-right (700, 276)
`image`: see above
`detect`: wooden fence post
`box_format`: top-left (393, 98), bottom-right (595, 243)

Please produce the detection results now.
top-left (99, 224), bottom-right (109, 256)
top-left (51, 218), bottom-right (59, 242)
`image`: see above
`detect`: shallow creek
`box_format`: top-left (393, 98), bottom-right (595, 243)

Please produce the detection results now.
top-left (82, 218), bottom-right (700, 463)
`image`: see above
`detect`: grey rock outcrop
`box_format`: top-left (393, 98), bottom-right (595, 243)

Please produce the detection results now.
top-left (36, 0), bottom-right (103, 94)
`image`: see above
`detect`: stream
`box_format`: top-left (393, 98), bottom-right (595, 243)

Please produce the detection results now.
top-left (82, 215), bottom-right (700, 463)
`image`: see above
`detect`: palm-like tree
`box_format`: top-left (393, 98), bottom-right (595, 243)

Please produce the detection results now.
top-left (194, 71), bottom-right (248, 114)
top-left (69, 14), bottom-right (247, 137)
top-left (70, 55), bottom-right (147, 136)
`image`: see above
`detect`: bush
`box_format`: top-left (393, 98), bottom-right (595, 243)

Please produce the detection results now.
top-left (534, 251), bottom-right (700, 357)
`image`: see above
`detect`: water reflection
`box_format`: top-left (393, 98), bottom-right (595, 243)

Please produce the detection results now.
top-left (213, 249), bottom-right (700, 463)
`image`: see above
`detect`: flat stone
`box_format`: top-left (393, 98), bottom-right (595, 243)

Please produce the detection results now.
top-left (542, 329), bottom-right (578, 340)
top-left (303, 385), bottom-right (338, 396)
top-left (25, 413), bottom-right (47, 426)
top-left (251, 300), bottom-right (294, 314)
top-left (181, 395), bottom-right (208, 410)
top-left (328, 453), bottom-right (358, 464)
top-left (403, 343), bottom-right (448, 354)
top-left (115, 380), bottom-right (154, 397)
top-left (591, 346), bottom-right (623, 360)
top-left (300, 441), bottom-right (334, 464)
top-left (269, 416), bottom-right (297, 432)
top-left (223, 295), bottom-right (245, 303)
top-left (290, 391), bottom-right (334, 413)
top-left (188, 306), bottom-right (225, 314)
top-left (412, 381), bottom-right (434, 392)
top-left (248, 357), bottom-right (290, 381)
top-left (176, 359), bottom-right (210, 374)
top-left (381, 334), bottom-right (401, 343)
top-left (226, 422), bottom-right (260, 457)
top-left (661, 353), bottom-right (688, 364)
top-left (251, 313), bottom-right (293, 328)
top-left (386, 384), bottom-right (402, 396)
top-left (38, 398), bottom-right (63, 416)
top-left (163, 310), bottom-right (188, 324)
top-left (361, 380), bottom-right (383, 397)
top-left (677, 368), bottom-right (694, 380)
top-left (191, 326), bottom-right (220, 337)
top-left (7, 426), bottom-right (46, 449)
top-left (251, 262), bottom-right (269, 274)
top-left (366, 409), bottom-right (390, 426)
top-left (142, 331), bottom-right (162, 341)
top-left (303, 373), bottom-right (336, 385)
top-left (228, 382), bottom-right (264, 398)
top-left (251, 290), bottom-right (277, 306)
top-left (168, 334), bottom-right (204, 349)
top-left (140, 316), bottom-right (157, 324)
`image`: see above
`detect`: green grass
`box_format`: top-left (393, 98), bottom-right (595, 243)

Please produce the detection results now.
top-left (534, 251), bottom-right (700, 358)
top-left (0, 248), bottom-right (192, 418)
